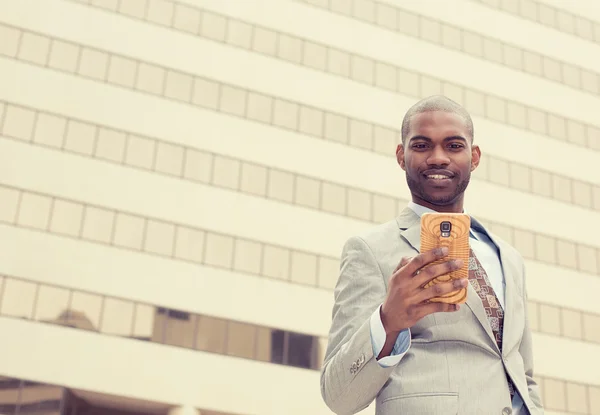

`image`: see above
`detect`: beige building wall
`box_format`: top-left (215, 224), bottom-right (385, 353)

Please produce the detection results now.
top-left (0, 0), bottom-right (599, 414)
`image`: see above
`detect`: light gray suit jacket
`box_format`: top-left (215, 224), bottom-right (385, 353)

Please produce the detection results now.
top-left (320, 208), bottom-right (543, 415)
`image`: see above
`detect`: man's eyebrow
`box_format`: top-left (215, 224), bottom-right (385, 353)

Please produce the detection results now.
top-left (408, 135), bottom-right (468, 142)
top-left (408, 135), bottom-right (432, 142)
top-left (444, 135), bottom-right (468, 142)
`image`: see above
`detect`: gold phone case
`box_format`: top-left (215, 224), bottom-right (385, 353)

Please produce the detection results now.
top-left (419, 212), bottom-right (470, 304)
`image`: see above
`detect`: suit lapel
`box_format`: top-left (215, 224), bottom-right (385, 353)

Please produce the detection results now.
top-left (397, 225), bottom-right (420, 253)
top-left (464, 281), bottom-right (499, 352)
top-left (396, 209), bottom-right (500, 352)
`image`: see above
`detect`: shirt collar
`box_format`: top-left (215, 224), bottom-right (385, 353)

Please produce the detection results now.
top-left (407, 201), bottom-right (437, 217)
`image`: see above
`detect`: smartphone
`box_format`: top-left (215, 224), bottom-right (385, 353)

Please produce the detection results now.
top-left (419, 212), bottom-right (471, 304)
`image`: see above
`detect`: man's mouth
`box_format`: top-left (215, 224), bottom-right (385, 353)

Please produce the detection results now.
top-left (426, 174), bottom-right (452, 180)
top-left (421, 170), bottom-right (456, 186)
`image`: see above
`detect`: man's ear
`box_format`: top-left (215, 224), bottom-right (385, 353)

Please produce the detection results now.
top-left (396, 143), bottom-right (405, 170)
top-left (470, 144), bottom-right (481, 172)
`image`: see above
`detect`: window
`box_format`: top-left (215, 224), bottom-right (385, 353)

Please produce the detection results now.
top-left (132, 304), bottom-right (154, 340)
top-left (18, 380), bottom-right (63, 415)
top-left (287, 332), bottom-right (317, 369)
top-left (269, 330), bottom-right (319, 369)
top-left (0, 378), bottom-right (63, 415)
top-left (270, 329), bottom-right (285, 365)
top-left (34, 285), bottom-right (70, 324)
top-left (161, 308), bottom-right (196, 348)
top-left (195, 315), bottom-right (228, 353)
top-left (226, 321), bottom-right (256, 359)
top-left (0, 278), bottom-right (37, 319)
top-left (69, 291), bottom-right (103, 331)
top-left (100, 298), bottom-right (134, 337)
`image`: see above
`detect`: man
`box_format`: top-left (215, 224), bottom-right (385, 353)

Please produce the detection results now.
top-left (320, 96), bottom-right (543, 415)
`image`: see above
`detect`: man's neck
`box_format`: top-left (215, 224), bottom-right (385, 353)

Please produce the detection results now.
top-left (411, 196), bottom-right (464, 213)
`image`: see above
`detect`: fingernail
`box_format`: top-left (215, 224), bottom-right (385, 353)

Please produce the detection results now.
top-left (440, 247), bottom-right (449, 255)
top-left (461, 278), bottom-right (468, 287)
top-left (453, 259), bottom-right (463, 267)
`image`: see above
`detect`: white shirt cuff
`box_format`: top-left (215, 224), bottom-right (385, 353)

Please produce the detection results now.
top-left (369, 304), bottom-right (411, 367)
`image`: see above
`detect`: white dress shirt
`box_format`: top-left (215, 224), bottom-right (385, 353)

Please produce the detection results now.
top-left (369, 202), bottom-right (526, 413)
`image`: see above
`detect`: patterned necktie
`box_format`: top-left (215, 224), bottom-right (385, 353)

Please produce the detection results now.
top-left (468, 249), bottom-right (515, 400)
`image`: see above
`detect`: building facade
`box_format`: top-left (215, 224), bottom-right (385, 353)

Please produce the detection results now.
top-left (0, 0), bottom-right (599, 414)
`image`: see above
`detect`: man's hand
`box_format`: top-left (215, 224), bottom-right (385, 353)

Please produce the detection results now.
top-left (378, 247), bottom-right (467, 358)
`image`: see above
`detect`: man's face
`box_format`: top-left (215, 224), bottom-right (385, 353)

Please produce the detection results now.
top-left (397, 111), bottom-right (480, 210)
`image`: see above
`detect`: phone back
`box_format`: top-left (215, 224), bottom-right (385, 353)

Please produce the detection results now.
top-left (419, 212), bottom-right (471, 304)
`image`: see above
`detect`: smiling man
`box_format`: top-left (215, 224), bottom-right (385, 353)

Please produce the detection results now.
top-left (399, 98), bottom-right (475, 213)
top-left (320, 96), bottom-right (544, 415)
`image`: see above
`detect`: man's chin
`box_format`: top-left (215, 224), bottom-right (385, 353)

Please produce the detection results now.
top-left (406, 175), bottom-right (470, 207)
top-left (420, 191), bottom-right (460, 206)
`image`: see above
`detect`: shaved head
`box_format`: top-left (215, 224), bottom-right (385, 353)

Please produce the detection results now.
top-left (401, 95), bottom-right (474, 144)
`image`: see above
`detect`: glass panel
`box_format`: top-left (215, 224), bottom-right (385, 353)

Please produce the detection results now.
top-left (270, 329), bottom-right (285, 365)
top-left (287, 332), bottom-right (315, 369)
top-left (195, 315), bottom-right (227, 354)
top-left (34, 285), bottom-right (70, 324)
top-left (164, 308), bottom-right (196, 349)
top-left (255, 327), bottom-right (272, 362)
top-left (100, 298), bottom-right (134, 337)
top-left (0, 376), bottom-right (20, 415)
top-left (0, 278), bottom-right (37, 319)
top-left (226, 321), bottom-right (256, 359)
top-left (69, 291), bottom-right (103, 331)
top-left (589, 385), bottom-right (600, 415)
top-left (18, 381), bottom-right (63, 415)
top-left (132, 304), bottom-right (154, 341)
top-left (151, 307), bottom-right (167, 343)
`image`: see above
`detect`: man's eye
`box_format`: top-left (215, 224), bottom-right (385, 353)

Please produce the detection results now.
top-left (412, 143), bottom-right (427, 149)
top-left (449, 143), bottom-right (465, 149)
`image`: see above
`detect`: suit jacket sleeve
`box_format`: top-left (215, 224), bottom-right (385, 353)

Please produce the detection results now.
top-left (320, 236), bottom-right (397, 415)
top-left (519, 263), bottom-right (543, 410)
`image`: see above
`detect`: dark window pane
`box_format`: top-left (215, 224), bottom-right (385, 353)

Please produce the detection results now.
top-left (287, 332), bottom-right (315, 369)
top-left (171, 309), bottom-right (189, 320)
top-left (0, 375), bottom-right (21, 388)
top-left (270, 329), bottom-right (285, 364)
top-left (195, 315), bottom-right (227, 353)
top-left (226, 321), bottom-right (256, 359)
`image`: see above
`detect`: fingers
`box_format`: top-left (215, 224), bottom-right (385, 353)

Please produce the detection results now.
top-left (394, 256), bottom-right (413, 272)
top-left (412, 258), bottom-right (464, 288)
top-left (402, 247), bottom-right (449, 277)
top-left (415, 278), bottom-right (468, 304)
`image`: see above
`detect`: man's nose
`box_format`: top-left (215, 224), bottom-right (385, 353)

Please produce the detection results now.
top-left (427, 147), bottom-right (450, 166)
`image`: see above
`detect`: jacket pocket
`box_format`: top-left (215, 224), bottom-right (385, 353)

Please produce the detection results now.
top-left (381, 392), bottom-right (458, 415)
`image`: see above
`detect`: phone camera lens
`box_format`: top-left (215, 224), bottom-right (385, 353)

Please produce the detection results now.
top-left (440, 221), bottom-right (452, 232)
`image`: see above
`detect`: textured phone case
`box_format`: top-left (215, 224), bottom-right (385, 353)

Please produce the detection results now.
top-left (420, 213), bottom-right (471, 304)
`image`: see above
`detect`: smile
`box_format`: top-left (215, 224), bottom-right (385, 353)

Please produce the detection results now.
top-left (426, 174), bottom-right (452, 180)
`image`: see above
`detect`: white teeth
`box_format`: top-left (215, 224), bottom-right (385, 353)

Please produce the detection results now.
top-left (427, 174), bottom-right (450, 179)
